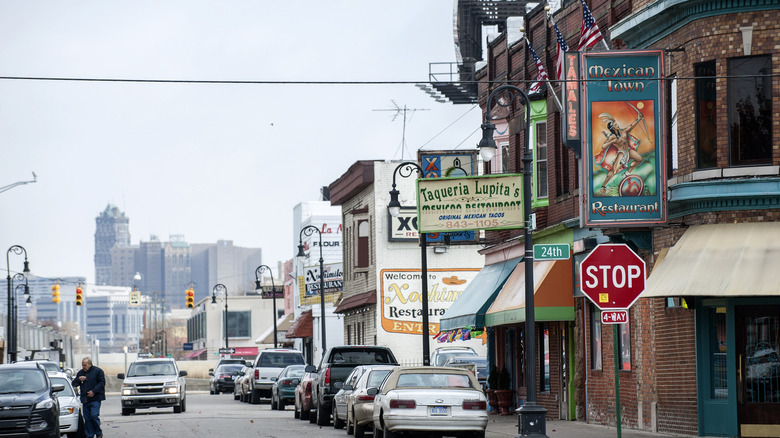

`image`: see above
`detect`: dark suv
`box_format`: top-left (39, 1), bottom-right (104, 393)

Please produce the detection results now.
top-left (307, 345), bottom-right (398, 426)
top-left (0, 362), bottom-right (65, 438)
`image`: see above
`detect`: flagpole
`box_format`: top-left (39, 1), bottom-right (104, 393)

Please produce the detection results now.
top-left (543, 8), bottom-right (569, 115)
top-left (523, 35), bottom-right (563, 112)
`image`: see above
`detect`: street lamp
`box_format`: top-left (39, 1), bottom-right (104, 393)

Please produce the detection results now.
top-left (6, 245), bottom-right (30, 363)
top-left (212, 283), bottom-right (229, 351)
top-left (387, 161), bottom-right (433, 366)
top-left (479, 84), bottom-right (547, 437)
top-left (297, 225), bottom-right (326, 355)
top-left (255, 265), bottom-right (278, 348)
top-left (11, 273), bottom-right (29, 362)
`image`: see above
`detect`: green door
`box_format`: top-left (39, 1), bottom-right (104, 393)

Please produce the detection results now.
top-left (697, 300), bottom-right (737, 437)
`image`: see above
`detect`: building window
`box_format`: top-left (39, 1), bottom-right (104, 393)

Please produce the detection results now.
top-left (618, 322), bottom-right (631, 371)
top-left (669, 75), bottom-right (679, 173)
top-left (709, 307), bottom-right (727, 399)
top-left (356, 220), bottom-right (370, 268)
top-left (695, 61), bottom-right (717, 169)
top-left (540, 324), bottom-right (551, 392)
top-left (535, 121), bottom-right (548, 199)
top-left (728, 55), bottom-right (771, 166)
top-left (591, 305), bottom-right (602, 370)
top-left (226, 310), bottom-right (251, 338)
top-left (347, 325), bottom-right (352, 345)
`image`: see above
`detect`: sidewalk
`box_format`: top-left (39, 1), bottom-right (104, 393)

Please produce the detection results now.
top-left (485, 413), bottom-right (686, 438)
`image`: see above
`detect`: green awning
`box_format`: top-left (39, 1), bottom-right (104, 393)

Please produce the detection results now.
top-left (439, 257), bottom-right (522, 331)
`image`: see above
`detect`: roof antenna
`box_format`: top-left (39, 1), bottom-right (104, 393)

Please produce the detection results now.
top-left (373, 100), bottom-right (429, 160)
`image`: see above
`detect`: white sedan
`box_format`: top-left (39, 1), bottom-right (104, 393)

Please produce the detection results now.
top-left (49, 373), bottom-right (84, 438)
top-left (369, 366), bottom-right (488, 438)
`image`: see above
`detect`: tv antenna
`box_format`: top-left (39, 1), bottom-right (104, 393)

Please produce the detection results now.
top-left (373, 100), bottom-right (429, 160)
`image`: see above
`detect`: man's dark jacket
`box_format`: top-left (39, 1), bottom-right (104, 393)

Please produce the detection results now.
top-left (71, 365), bottom-right (107, 403)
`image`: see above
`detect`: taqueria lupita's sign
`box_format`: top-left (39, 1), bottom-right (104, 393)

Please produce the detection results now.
top-left (416, 174), bottom-right (524, 233)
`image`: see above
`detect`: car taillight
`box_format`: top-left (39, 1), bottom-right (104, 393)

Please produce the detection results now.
top-left (324, 368), bottom-right (330, 385)
top-left (282, 379), bottom-right (293, 385)
top-left (254, 369), bottom-right (259, 379)
top-left (356, 395), bottom-right (375, 403)
top-left (389, 399), bottom-right (416, 409)
top-left (306, 382), bottom-right (311, 391)
top-left (462, 400), bottom-right (486, 410)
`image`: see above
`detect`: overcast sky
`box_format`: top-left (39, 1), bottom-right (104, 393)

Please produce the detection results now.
top-left (0, 1), bottom-right (483, 284)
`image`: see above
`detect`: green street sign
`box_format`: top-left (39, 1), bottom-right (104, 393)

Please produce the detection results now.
top-left (534, 244), bottom-right (570, 260)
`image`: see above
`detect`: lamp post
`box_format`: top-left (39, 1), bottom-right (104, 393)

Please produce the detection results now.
top-left (255, 265), bottom-right (278, 348)
top-left (211, 283), bottom-right (229, 351)
top-left (387, 161), bottom-right (432, 366)
top-left (297, 225), bottom-right (326, 355)
top-left (6, 245), bottom-right (30, 363)
top-left (478, 85), bottom-right (547, 437)
top-left (11, 273), bottom-right (29, 362)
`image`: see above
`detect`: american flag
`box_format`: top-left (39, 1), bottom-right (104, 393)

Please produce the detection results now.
top-left (553, 22), bottom-right (568, 80)
top-left (577, 0), bottom-right (604, 51)
top-left (526, 38), bottom-right (549, 93)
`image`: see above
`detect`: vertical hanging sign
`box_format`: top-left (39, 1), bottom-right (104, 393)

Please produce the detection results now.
top-left (581, 50), bottom-right (667, 227)
top-left (563, 51), bottom-right (581, 158)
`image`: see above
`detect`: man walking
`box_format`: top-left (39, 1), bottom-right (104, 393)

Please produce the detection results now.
top-left (72, 357), bottom-right (106, 438)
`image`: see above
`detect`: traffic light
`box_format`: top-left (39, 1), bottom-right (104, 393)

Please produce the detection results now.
top-left (51, 282), bottom-right (61, 303)
top-left (75, 284), bottom-right (83, 306)
top-left (186, 285), bottom-right (195, 308)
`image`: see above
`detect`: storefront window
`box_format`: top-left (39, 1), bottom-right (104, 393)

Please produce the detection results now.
top-left (541, 325), bottom-right (550, 392)
top-left (710, 307), bottom-right (727, 399)
top-left (618, 322), bottom-right (631, 371)
top-left (591, 305), bottom-right (602, 370)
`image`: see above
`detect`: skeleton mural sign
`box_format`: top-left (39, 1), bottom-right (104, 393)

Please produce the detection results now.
top-left (581, 50), bottom-right (667, 226)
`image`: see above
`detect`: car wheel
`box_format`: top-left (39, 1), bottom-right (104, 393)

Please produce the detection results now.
top-left (121, 408), bottom-right (135, 416)
top-left (294, 400), bottom-right (300, 419)
top-left (234, 391), bottom-right (240, 401)
top-left (173, 403), bottom-right (182, 414)
top-left (278, 398), bottom-right (285, 410)
top-left (353, 420), bottom-right (365, 438)
top-left (333, 403), bottom-right (345, 429)
top-left (181, 397), bottom-right (187, 412)
top-left (301, 404), bottom-right (309, 420)
top-left (271, 394), bottom-right (278, 410)
top-left (308, 406), bottom-right (317, 423)
top-left (316, 403), bottom-right (330, 426)
top-left (372, 422), bottom-right (384, 438)
top-left (250, 389), bottom-right (261, 404)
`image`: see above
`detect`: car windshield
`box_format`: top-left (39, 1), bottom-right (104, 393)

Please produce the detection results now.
top-left (0, 369), bottom-right (48, 393)
top-left (128, 361), bottom-right (176, 377)
top-left (330, 349), bottom-right (392, 365)
top-left (435, 350), bottom-right (477, 366)
top-left (49, 377), bottom-right (76, 397)
top-left (283, 366), bottom-right (306, 378)
top-left (217, 365), bottom-right (244, 375)
top-left (257, 353), bottom-right (305, 368)
top-left (366, 370), bottom-right (392, 388)
top-left (396, 372), bottom-right (473, 389)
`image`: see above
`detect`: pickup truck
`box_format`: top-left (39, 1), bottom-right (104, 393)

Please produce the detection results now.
top-left (306, 345), bottom-right (398, 426)
top-left (117, 358), bottom-right (187, 415)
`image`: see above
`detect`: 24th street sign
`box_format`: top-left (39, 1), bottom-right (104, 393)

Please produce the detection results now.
top-left (580, 243), bottom-right (646, 310)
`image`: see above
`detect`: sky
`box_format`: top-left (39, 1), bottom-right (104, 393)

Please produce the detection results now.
top-left (0, 1), bottom-right (483, 284)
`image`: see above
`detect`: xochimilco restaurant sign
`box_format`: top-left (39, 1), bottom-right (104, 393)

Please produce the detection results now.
top-left (380, 268), bottom-right (479, 336)
top-left (578, 49), bottom-right (667, 226)
top-left (416, 174), bottom-right (524, 232)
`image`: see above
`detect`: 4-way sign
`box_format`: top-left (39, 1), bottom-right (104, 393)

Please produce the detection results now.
top-left (580, 243), bottom-right (646, 311)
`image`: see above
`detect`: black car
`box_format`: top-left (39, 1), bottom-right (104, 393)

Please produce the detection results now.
top-left (0, 362), bottom-right (65, 438)
top-left (209, 364), bottom-right (245, 394)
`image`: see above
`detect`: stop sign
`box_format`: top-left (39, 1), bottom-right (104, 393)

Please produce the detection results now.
top-left (580, 243), bottom-right (646, 310)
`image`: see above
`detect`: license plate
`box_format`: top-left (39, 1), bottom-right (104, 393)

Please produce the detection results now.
top-left (430, 406), bottom-right (448, 416)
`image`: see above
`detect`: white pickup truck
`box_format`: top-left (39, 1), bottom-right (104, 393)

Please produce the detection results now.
top-left (117, 358), bottom-right (188, 415)
top-left (247, 348), bottom-right (305, 404)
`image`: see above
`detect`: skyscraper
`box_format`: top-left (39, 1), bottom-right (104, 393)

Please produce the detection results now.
top-left (94, 204), bottom-right (130, 285)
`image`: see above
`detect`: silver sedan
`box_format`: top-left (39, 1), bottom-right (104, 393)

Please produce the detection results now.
top-left (369, 366), bottom-right (488, 438)
top-left (337, 365), bottom-right (395, 437)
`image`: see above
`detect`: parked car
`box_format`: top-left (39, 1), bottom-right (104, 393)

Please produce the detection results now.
top-left (48, 372), bottom-right (84, 438)
top-left (210, 363), bottom-right (244, 395)
top-left (0, 362), bottom-right (65, 438)
top-left (270, 364), bottom-right (305, 410)
top-left (24, 358), bottom-right (62, 375)
top-left (117, 358), bottom-right (188, 415)
top-left (293, 371), bottom-right (318, 421)
top-left (233, 365), bottom-right (251, 401)
top-left (341, 365), bottom-right (395, 437)
top-left (248, 348), bottom-right (305, 404)
top-left (431, 346), bottom-right (478, 366)
top-left (307, 345), bottom-right (398, 426)
top-left (443, 356), bottom-right (488, 390)
top-left (369, 366), bottom-right (488, 438)
top-left (209, 358), bottom-right (247, 375)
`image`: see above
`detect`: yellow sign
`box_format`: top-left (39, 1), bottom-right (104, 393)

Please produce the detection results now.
top-left (416, 174), bottom-right (524, 233)
top-left (129, 291), bottom-right (142, 306)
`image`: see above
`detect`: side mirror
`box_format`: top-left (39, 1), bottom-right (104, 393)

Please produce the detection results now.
top-left (366, 387), bottom-right (379, 396)
top-left (333, 381), bottom-right (343, 389)
top-left (343, 384), bottom-right (353, 391)
top-left (52, 384), bottom-right (65, 393)
top-left (117, 373), bottom-right (125, 380)
top-left (246, 362), bottom-right (253, 368)
top-left (179, 370), bottom-right (188, 377)
top-left (270, 377), bottom-right (278, 382)
top-left (208, 368), bottom-right (214, 373)
top-left (291, 378), bottom-right (300, 385)
top-left (305, 365), bottom-right (316, 373)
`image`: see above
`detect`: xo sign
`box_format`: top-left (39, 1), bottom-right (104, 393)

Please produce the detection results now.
top-left (580, 243), bottom-right (646, 310)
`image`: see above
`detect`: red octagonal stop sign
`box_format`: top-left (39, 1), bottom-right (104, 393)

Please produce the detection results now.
top-left (580, 243), bottom-right (646, 310)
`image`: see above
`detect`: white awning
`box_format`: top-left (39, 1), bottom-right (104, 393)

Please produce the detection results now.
top-left (643, 222), bottom-right (780, 297)
top-left (254, 313), bottom-right (294, 344)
